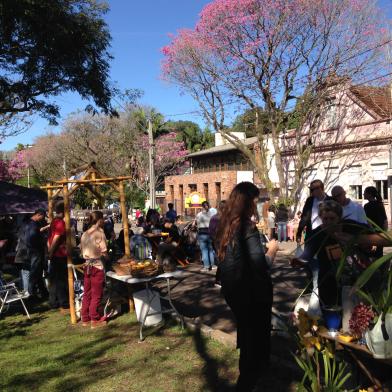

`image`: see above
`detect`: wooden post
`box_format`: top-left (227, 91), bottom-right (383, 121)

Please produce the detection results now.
top-left (47, 186), bottom-right (54, 222)
top-left (119, 181), bottom-right (130, 257)
top-left (118, 180), bottom-right (134, 312)
top-left (63, 184), bottom-right (77, 324)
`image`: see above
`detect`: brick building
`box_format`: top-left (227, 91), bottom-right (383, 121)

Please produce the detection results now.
top-left (164, 134), bottom-right (257, 216)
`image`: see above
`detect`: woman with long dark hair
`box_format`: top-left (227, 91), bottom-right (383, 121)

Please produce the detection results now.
top-left (80, 211), bottom-right (108, 328)
top-left (215, 182), bottom-right (278, 391)
top-left (364, 186), bottom-right (388, 259)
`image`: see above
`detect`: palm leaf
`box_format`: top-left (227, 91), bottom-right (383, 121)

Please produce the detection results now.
top-left (335, 245), bottom-right (351, 282)
top-left (354, 253), bottom-right (392, 290)
top-left (356, 289), bottom-right (379, 312)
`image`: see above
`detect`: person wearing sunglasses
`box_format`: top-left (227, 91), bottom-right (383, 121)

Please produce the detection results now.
top-left (296, 180), bottom-right (332, 243)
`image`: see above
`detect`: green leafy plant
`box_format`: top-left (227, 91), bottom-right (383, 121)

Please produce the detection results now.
top-left (295, 349), bottom-right (353, 392)
top-left (292, 310), bottom-right (353, 391)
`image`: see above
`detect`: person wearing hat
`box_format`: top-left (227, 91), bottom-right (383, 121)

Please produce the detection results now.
top-left (47, 201), bottom-right (69, 312)
top-left (16, 208), bottom-right (47, 297)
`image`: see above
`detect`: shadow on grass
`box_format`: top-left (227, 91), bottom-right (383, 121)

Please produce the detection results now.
top-left (0, 314), bottom-right (46, 340)
top-left (190, 325), bottom-right (235, 392)
top-left (1, 316), bottom-right (197, 392)
top-left (2, 320), bottom-right (146, 392)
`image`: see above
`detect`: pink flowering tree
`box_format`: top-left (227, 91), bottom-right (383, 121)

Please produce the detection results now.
top-left (0, 150), bottom-right (28, 182)
top-left (162, 0), bottom-right (391, 203)
top-left (131, 132), bottom-right (188, 194)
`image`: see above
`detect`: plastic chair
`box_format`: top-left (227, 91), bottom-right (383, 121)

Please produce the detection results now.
top-left (0, 273), bottom-right (30, 318)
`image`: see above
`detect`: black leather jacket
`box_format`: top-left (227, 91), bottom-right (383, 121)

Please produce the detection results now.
top-left (296, 195), bottom-right (333, 241)
top-left (219, 224), bottom-right (272, 304)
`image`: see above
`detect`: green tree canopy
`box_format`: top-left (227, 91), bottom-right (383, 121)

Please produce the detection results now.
top-left (0, 0), bottom-right (114, 124)
top-left (231, 107), bottom-right (301, 137)
top-left (166, 120), bottom-right (214, 152)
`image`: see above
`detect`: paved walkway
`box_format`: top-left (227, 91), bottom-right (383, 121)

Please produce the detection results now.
top-left (165, 241), bottom-right (306, 336)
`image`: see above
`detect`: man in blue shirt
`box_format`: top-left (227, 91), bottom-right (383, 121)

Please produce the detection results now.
top-left (165, 203), bottom-right (177, 223)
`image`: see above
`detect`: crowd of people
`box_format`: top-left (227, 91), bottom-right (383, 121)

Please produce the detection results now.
top-left (1, 178), bottom-right (390, 390)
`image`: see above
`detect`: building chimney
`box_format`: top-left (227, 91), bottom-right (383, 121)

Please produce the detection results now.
top-left (214, 132), bottom-right (246, 147)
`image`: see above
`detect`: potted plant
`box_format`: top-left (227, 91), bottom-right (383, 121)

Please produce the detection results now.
top-left (292, 309), bottom-right (353, 391)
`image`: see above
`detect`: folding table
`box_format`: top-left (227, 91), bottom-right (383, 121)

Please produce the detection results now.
top-left (106, 269), bottom-right (185, 340)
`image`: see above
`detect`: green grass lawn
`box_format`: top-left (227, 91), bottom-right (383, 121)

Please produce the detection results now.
top-left (0, 305), bottom-right (239, 392)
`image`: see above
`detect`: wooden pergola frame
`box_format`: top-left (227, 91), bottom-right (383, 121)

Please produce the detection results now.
top-left (42, 163), bottom-right (132, 324)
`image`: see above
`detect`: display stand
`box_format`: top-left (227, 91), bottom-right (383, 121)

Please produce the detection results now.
top-left (42, 162), bottom-right (133, 324)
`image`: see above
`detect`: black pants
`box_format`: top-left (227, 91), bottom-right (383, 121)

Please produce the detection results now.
top-left (48, 257), bottom-right (69, 308)
top-left (226, 297), bottom-right (272, 391)
top-left (28, 251), bottom-right (47, 297)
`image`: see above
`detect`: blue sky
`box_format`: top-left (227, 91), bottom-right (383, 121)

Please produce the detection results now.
top-left (2, 0), bottom-right (392, 151)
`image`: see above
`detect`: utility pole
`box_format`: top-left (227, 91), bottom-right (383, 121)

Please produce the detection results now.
top-left (27, 166), bottom-right (30, 188)
top-left (62, 158), bottom-right (67, 178)
top-left (148, 119), bottom-right (156, 209)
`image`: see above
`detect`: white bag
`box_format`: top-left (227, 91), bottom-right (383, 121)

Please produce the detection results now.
top-left (308, 288), bottom-right (322, 317)
top-left (133, 289), bottom-right (162, 327)
top-left (366, 313), bottom-right (392, 359)
top-left (294, 293), bottom-right (311, 316)
top-left (341, 286), bottom-right (359, 333)
top-left (293, 292), bottom-right (321, 317)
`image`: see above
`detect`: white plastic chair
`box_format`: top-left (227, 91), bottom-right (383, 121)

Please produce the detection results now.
top-left (0, 274), bottom-right (30, 319)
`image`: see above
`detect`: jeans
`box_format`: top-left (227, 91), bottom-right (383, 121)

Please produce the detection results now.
top-left (198, 233), bottom-right (215, 268)
top-left (48, 257), bottom-right (69, 308)
top-left (277, 222), bottom-right (287, 242)
top-left (81, 266), bottom-right (105, 322)
top-left (20, 268), bottom-right (30, 293)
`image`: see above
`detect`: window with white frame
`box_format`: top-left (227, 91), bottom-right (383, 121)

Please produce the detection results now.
top-left (374, 180), bottom-right (388, 200)
top-left (325, 98), bottom-right (339, 129)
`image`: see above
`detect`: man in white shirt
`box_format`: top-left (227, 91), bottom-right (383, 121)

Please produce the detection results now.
top-left (194, 201), bottom-right (216, 272)
top-left (331, 185), bottom-right (368, 224)
top-left (296, 179), bottom-right (332, 242)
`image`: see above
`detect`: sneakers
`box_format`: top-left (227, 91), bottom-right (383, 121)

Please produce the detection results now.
top-left (211, 265), bottom-right (218, 271)
top-left (81, 321), bottom-right (90, 327)
top-left (200, 267), bottom-right (210, 272)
